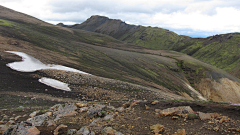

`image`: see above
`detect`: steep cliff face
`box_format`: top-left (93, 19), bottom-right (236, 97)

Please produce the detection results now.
top-left (195, 78), bottom-right (240, 103)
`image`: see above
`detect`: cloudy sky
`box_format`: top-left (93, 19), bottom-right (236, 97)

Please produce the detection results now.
top-left (1, 0), bottom-right (240, 37)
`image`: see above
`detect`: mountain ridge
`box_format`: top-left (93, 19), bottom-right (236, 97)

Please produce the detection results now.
top-left (59, 15), bottom-right (240, 79)
top-left (1, 6), bottom-right (240, 103)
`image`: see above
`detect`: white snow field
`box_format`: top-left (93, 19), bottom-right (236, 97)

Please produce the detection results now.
top-left (6, 51), bottom-right (90, 91)
top-left (6, 51), bottom-right (89, 74)
top-left (38, 77), bottom-right (71, 91)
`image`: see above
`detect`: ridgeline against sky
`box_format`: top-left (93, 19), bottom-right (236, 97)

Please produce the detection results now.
top-left (1, 0), bottom-right (240, 37)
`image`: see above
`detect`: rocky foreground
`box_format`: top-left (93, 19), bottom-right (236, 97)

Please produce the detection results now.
top-left (0, 100), bottom-right (240, 135)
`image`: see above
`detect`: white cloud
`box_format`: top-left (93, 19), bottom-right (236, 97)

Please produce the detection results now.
top-left (1, 0), bottom-right (240, 37)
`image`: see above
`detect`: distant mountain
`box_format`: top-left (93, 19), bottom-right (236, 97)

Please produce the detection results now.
top-left (60, 15), bottom-right (240, 79)
top-left (1, 5), bottom-right (240, 103)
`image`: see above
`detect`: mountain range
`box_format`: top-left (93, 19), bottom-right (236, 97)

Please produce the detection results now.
top-left (1, 5), bottom-right (240, 103)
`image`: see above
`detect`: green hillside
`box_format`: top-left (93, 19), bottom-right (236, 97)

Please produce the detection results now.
top-left (69, 16), bottom-right (240, 79)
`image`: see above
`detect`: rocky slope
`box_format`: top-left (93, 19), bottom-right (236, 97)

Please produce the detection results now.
top-left (1, 100), bottom-right (240, 134)
top-left (1, 6), bottom-right (240, 103)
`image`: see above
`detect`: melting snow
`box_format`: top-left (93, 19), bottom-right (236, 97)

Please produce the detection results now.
top-left (6, 51), bottom-right (89, 74)
top-left (5, 51), bottom-right (90, 91)
top-left (38, 77), bottom-right (71, 91)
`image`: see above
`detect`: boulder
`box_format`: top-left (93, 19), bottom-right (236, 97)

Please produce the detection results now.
top-left (198, 112), bottom-right (211, 120)
top-left (3, 121), bottom-right (40, 135)
top-left (87, 104), bottom-right (106, 118)
top-left (76, 103), bottom-right (88, 108)
top-left (0, 125), bottom-right (9, 134)
top-left (172, 129), bottom-right (186, 135)
top-left (160, 106), bottom-right (194, 116)
top-left (27, 114), bottom-right (48, 126)
top-left (101, 127), bottom-right (123, 135)
top-left (103, 115), bottom-right (114, 121)
top-left (67, 129), bottom-right (77, 135)
top-left (54, 103), bottom-right (78, 120)
top-left (29, 111), bottom-right (40, 118)
top-left (76, 126), bottom-right (90, 135)
top-left (54, 124), bottom-right (67, 135)
top-left (150, 124), bottom-right (165, 134)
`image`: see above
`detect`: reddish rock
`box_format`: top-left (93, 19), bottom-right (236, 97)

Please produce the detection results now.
top-left (145, 105), bottom-right (150, 110)
top-left (151, 101), bottom-right (159, 105)
top-left (172, 116), bottom-right (179, 120)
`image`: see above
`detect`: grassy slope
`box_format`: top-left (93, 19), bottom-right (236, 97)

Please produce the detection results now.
top-left (74, 16), bottom-right (240, 79)
top-left (1, 15), bottom-right (239, 100)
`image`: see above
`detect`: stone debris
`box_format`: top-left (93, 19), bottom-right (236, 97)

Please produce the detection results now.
top-left (67, 129), bottom-right (77, 135)
top-left (76, 103), bottom-right (88, 108)
top-left (29, 110), bottom-right (40, 118)
top-left (76, 126), bottom-right (90, 135)
top-left (54, 124), bottom-right (67, 135)
top-left (27, 113), bottom-right (48, 126)
top-left (3, 121), bottom-right (40, 135)
top-left (198, 112), bottom-right (212, 120)
top-left (54, 103), bottom-right (78, 120)
top-left (160, 106), bottom-right (194, 116)
top-left (151, 100), bottom-right (159, 105)
top-left (0, 125), bottom-right (9, 134)
top-left (172, 129), bottom-right (186, 135)
top-left (101, 127), bottom-right (123, 135)
top-left (150, 124), bottom-right (165, 134)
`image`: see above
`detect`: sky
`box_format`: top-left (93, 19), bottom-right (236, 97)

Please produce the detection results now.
top-left (1, 0), bottom-right (240, 37)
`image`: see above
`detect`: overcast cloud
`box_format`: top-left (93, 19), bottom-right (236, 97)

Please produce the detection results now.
top-left (1, 0), bottom-right (240, 37)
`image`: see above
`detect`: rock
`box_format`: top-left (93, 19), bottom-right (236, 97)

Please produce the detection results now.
top-left (129, 101), bottom-right (139, 108)
top-left (0, 125), bottom-right (9, 134)
top-left (76, 126), bottom-right (90, 135)
top-left (67, 129), bottom-right (77, 135)
top-left (209, 113), bottom-right (220, 118)
top-left (6, 120), bottom-right (15, 125)
top-left (54, 124), bottom-right (67, 135)
top-left (213, 126), bottom-right (219, 131)
top-left (198, 112), bottom-right (211, 120)
top-left (90, 131), bottom-right (95, 135)
top-left (77, 107), bottom-right (89, 113)
top-left (103, 114), bottom-right (114, 121)
top-left (150, 124), bottom-right (165, 134)
top-left (50, 104), bottom-right (63, 111)
top-left (172, 116), bottom-right (179, 120)
top-left (151, 101), bottom-right (159, 105)
top-left (45, 112), bottom-right (53, 117)
top-left (219, 116), bottom-right (230, 123)
top-left (27, 114), bottom-right (48, 126)
top-left (101, 127), bottom-right (123, 135)
top-left (46, 120), bottom-right (57, 127)
top-left (29, 111), bottom-right (40, 118)
top-left (116, 107), bottom-right (124, 112)
top-left (122, 102), bottom-right (131, 108)
top-left (3, 121), bottom-right (40, 135)
top-left (172, 129), bottom-right (186, 135)
top-left (160, 106), bottom-right (194, 116)
top-left (54, 103), bottom-right (78, 120)
top-left (89, 118), bottom-right (101, 127)
top-left (87, 104), bottom-right (106, 118)
top-left (155, 109), bottom-right (161, 113)
top-left (145, 105), bottom-right (150, 110)
top-left (76, 103), bottom-right (88, 108)
top-left (14, 116), bottom-right (21, 121)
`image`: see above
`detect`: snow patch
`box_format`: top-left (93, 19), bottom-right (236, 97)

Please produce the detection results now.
top-left (39, 77), bottom-right (71, 91)
top-left (5, 51), bottom-right (90, 74)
